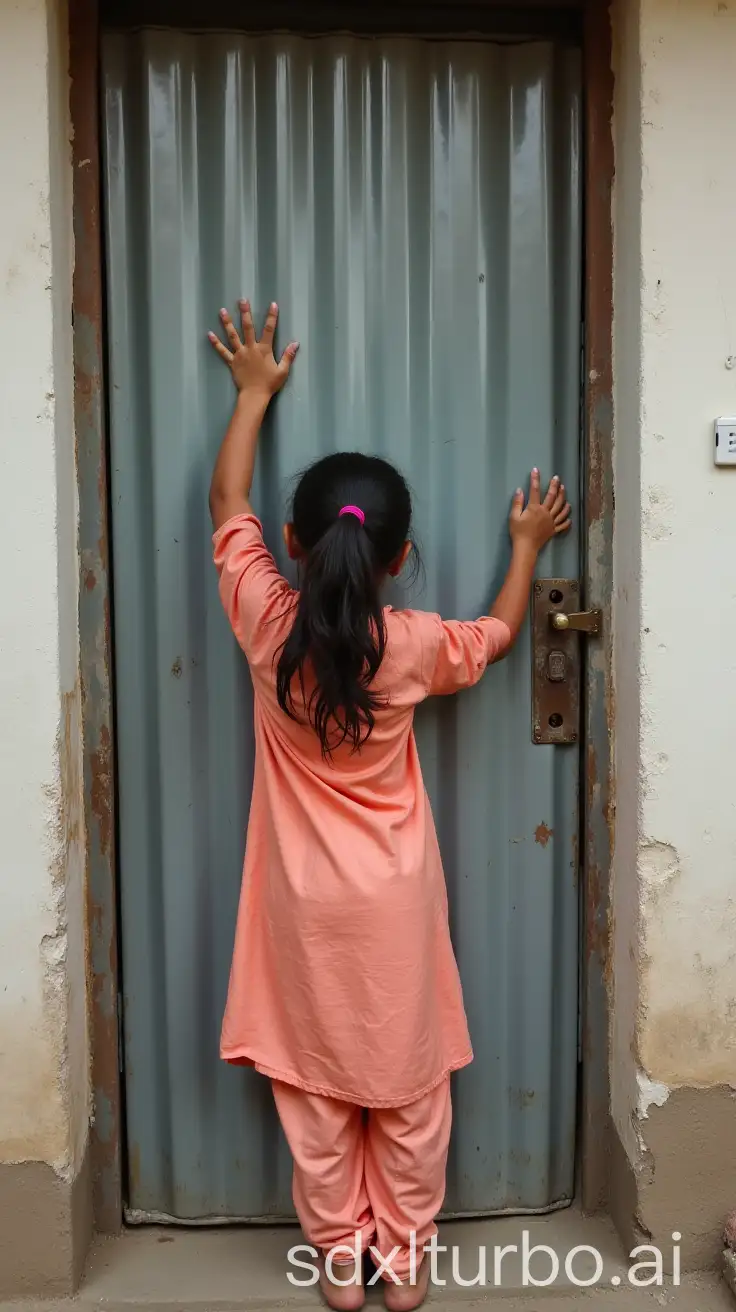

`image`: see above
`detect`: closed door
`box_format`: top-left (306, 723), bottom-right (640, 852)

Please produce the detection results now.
top-left (103, 27), bottom-right (581, 1221)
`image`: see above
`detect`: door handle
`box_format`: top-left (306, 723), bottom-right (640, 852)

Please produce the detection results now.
top-left (531, 581), bottom-right (601, 745)
top-left (550, 609), bottom-right (601, 635)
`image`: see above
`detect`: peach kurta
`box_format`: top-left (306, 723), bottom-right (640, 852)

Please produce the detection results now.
top-left (214, 514), bottom-right (511, 1108)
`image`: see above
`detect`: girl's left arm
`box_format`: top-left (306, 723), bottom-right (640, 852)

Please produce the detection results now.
top-left (208, 300), bottom-right (299, 530)
top-left (489, 469), bottom-right (571, 646)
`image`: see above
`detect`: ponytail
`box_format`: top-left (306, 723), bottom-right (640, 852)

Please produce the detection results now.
top-left (276, 515), bottom-right (386, 755)
top-left (275, 451), bottom-right (413, 756)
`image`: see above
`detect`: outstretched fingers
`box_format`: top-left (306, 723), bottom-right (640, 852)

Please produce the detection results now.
top-left (261, 301), bottom-right (279, 346)
top-left (554, 501), bottom-right (572, 534)
top-left (239, 299), bottom-right (256, 345)
top-left (207, 331), bottom-right (233, 364)
top-left (543, 474), bottom-right (562, 510)
top-left (509, 486), bottom-right (525, 522)
top-left (219, 307), bottom-right (242, 352)
top-left (277, 340), bottom-right (300, 378)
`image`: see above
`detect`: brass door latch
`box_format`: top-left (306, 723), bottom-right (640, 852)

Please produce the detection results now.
top-left (550, 609), bottom-right (601, 634)
top-left (531, 580), bottom-right (601, 745)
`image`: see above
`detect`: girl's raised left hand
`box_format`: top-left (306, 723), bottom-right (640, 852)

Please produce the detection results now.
top-left (208, 300), bottom-right (299, 398)
top-left (509, 469), bottom-right (571, 555)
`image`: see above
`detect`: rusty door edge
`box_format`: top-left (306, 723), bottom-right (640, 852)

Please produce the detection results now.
top-left (580, 0), bottom-right (614, 1213)
top-left (70, 0), bottom-right (123, 1233)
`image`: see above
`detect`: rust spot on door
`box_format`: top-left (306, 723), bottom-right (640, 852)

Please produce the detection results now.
top-left (535, 822), bottom-right (554, 847)
top-left (90, 723), bottom-right (113, 859)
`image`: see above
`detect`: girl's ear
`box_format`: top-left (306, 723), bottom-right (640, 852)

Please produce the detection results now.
top-left (388, 541), bottom-right (413, 578)
top-left (283, 522), bottom-right (304, 561)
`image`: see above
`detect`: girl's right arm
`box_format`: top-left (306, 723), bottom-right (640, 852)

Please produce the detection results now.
top-left (489, 468), bottom-right (570, 645)
top-left (207, 300), bottom-right (298, 530)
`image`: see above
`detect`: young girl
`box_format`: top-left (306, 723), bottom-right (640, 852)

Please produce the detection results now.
top-left (208, 301), bottom-right (571, 1311)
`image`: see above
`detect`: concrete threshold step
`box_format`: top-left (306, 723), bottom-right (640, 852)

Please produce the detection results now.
top-left (0, 1213), bottom-right (731, 1312)
top-left (2, 1283), bottom-right (730, 1312)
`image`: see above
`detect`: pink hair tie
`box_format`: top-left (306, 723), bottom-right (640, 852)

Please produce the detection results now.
top-left (339, 505), bottom-right (365, 526)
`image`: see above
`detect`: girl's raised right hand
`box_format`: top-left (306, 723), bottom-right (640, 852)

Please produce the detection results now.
top-left (208, 300), bottom-right (299, 398)
top-left (509, 469), bottom-right (571, 554)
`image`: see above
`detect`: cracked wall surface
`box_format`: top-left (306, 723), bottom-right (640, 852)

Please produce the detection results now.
top-left (612, 0), bottom-right (736, 1269)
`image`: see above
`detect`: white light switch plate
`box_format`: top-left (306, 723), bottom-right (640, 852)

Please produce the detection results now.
top-left (715, 417), bottom-right (736, 465)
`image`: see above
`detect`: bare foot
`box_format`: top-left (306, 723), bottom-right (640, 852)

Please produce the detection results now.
top-left (318, 1256), bottom-right (365, 1311)
top-left (383, 1258), bottom-right (430, 1311)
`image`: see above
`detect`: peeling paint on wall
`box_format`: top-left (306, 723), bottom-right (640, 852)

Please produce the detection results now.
top-left (637, 1069), bottom-right (670, 1119)
top-left (639, 839), bottom-right (680, 895)
top-left (44, 689), bottom-right (84, 888)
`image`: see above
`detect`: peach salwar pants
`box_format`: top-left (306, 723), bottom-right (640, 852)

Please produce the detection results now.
top-left (273, 1077), bottom-right (452, 1279)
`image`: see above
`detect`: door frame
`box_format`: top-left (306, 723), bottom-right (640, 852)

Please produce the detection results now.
top-left (70, 0), bottom-right (614, 1231)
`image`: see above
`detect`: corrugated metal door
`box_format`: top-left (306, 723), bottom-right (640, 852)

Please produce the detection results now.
top-left (103, 29), bottom-right (581, 1221)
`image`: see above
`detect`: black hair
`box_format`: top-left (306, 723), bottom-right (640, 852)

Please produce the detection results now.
top-left (276, 451), bottom-right (413, 756)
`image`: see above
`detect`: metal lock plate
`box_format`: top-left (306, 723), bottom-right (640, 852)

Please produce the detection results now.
top-left (531, 579), bottom-right (580, 745)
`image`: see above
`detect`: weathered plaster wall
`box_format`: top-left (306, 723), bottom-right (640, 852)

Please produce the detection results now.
top-left (611, 0), bottom-right (643, 1181)
top-left (0, 0), bottom-right (88, 1187)
top-left (612, 0), bottom-right (736, 1267)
